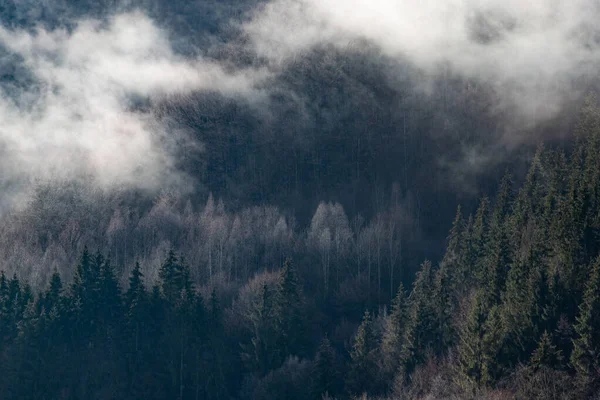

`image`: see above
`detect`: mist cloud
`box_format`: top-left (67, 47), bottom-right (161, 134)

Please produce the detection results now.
top-left (244, 0), bottom-right (600, 122)
top-left (1, 1), bottom-right (600, 212)
top-left (0, 11), bottom-right (265, 201)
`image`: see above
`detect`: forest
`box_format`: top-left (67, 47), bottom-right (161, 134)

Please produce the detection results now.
top-left (2, 0), bottom-right (600, 399)
top-left (1, 101), bottom-right (600, 399)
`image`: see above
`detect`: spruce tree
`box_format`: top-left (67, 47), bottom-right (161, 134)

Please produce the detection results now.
top-left (480, 305), bottom-right (505, 385)
top-left (159, 250), bottom-right (188, 304)
top-left (274, 259), bottom-right (305, 361)
top-left (381, 283), bottom-right (408, 379)
top-left (570, 256), bottom-right (600, 392)
top-left (433, 260), bottom-right (457, 353)
top-left (249, 283), bottom-right (277, 375)
top-left (530, 331), bottom-right (563, 371)
top-left (312, 337), bottom-right (339, 400)
top-left (458, 291), bottom-right (488, 389)
top-left (481, 175), bottom-right (513, 307)
top-left (398, 261), bottom-right (436, 382)
top-left (97, 257), bottom-right (122, 342)
top-left (471, 198), bottom-right (490, 285)
top-left (125, 263), bottom-right (147, 357)
top-left (346, 310), bottom-right (378, 396)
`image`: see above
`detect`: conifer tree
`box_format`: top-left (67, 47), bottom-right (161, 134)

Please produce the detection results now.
top-left (433, 260), bottom-right (457, 353)
top-left (346, 310), bottom-right (378, 396)
top-left (381, 283), bottom-right (408, 379)
top-left (530, 331), bottom-right (563, 371)
top-left (125, 263), bottom-right (147, 356)
top-left (570, 256), bottom-right (600, 392)
top-left (97, 257), bottom-right (122, 341)
top-left (480, 305), bottom-right (505, 385)
top-left (274, 259), bottom-right (305, 359)
top-left (398, 261), bottom-right (436, 381)
top-left (44, 269), bottom-right (63, 312)
top-left (500, 247), bottom-right (545, 365)
top-left (458, 291), bottom-right (488, 389)
top-left (206, 288), bottom-right (228, 400)
top-left (250, 283), bottom-right (277, 375)
top-left (159, 250), bottom-right (188, 304)
top-left (313, 337), bottom-right (339, 400)
top-left (471, 198), bottom-right (490, 285)
top-left (481, 174), bottom-right (513, 307)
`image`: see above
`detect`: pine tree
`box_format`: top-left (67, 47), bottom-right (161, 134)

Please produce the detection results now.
top-left (433, 259), bottom-right (457, 353)
top-left (69, 247), bottom-right (101, 342)
top-left (570, 256), bottom-right (600, 393)
top-left (45, 270), bottom-right (62, 308)
top-left (471, 198), bottom-right (490, 285)
top-left (457, 291), bottom-right (488, 389)
top-left (125, 263), bottom-right (147, 357)
top-left (500, 247), bottom-right (545, 366)
top-left (97, 257), bottom-right (122, 342)
top-left (274, 259), bottom-right (305, 360)
top-left (457, 293), bottom-right (505, 388)
top-left (481, 175), bottom-right (513, 307)
top-left (435, 206), bottom-right (466, 338)
top-left (312, 337), bottom-right (339, 399)
top-left (159, 250), bottom-right (188, 304)
top-left (444, 206), bottom-right (465, 270)
top-left (249, 283), bottom-right (277, 375)
top-left (480, 305), bottom-right (505, 385)
top-left (192, 293), bottom-right (207, 400)
top-left (381, 283), bottom-right (408, 379)
top-left (398, 261), bottom-right (436, 382)
top-left (530, 331), bottom-right (563, 371)
top-left (346, 310), bottom-right (378, 396)
top-left (206, 288), bottom-right (228, 400)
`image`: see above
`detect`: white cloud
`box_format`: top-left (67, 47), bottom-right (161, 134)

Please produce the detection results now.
top-left (0, 11), bottom-right (265, 195)
top-left (244, 0), bottom-right (600, 121)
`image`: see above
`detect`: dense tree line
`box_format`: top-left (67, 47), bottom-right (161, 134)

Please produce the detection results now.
top-left (0, 186), bottom-right (419, 306)
top-left (2, 100), bottom-right (600, 399)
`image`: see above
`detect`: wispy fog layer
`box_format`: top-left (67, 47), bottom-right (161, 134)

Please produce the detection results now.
top-left (1, 0), bottom-right (600, 210)
top-left (245, 0), bottom-right (600, 121)
top-left (0, 11), bottom-right (264, 202)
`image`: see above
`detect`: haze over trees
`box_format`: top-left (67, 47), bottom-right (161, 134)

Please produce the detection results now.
top-left (2, 0), bottom-right (600, 399)
top-left (1, 100), bottom-right (600, 399)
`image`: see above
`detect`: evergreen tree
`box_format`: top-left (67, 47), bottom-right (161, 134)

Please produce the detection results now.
top-left (570, 256), bottom-right (600, 393)
top-left (124, 263), bottom-right (147, 363)
top-left (458, 291), bottom-right (489, 389)
top-left (457, 293), bottom-right (505, 388)
top-left (346, 310), bottom-right (378, 396)
top-left (530, 331), bottom-right (563, 371)
top-left (159, 250), bottom-right (188, 304)
top-left (44, 270), bottom-right (63, 313)
top-left (249, 283), bottom-right (277, 375)
top-left (471, 197), bottom-right (490, 285)
top-left (312, 337), bottom-right (340, 400)
top-left (480, 305), bottom-right (505, 385)
top-left (481, 174), bottom-right (513, 307)
top-left (274, 259), bottom-right (305, 360)
top-left (398, 261), bottom-right (436, 382)
top-left (433, 259), bottom-right (457, 353)
top-left (206, 288), bottom-right (228, 400)
top-left (381, 283), bottom-right (408, 379)
top-left (500, 247), bottom-right (544, 366)
top-left (97, 257), bottom-right (122, 342)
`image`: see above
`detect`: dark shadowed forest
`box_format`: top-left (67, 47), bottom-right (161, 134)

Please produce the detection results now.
top-left (1, 102), bottom-right (600, 399)
top-left (2, 0), bottom-right (600, 399)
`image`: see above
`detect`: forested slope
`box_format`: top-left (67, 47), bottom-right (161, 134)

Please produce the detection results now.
top-left (1, 101), bottom-right (600, 399)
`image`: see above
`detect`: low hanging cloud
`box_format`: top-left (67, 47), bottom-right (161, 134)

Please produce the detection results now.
top-left (244, 0), bottom-right (600, 122)
top-left (0, 11), bottom-right (265, 202)
top-left (1, 1), bottom-right (600, 212)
